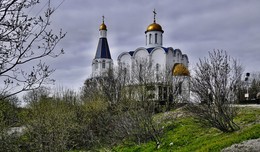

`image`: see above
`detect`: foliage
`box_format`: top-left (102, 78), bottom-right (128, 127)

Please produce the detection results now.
top-left (80, 62), bottom-right (172, 148)
top-left (0, 96), bottom-right (19, 127)
top-left (24, 97), bottom-right (77, 151)
top-left (0, 95), bottom-right (24, 151)
top-left (1, 85), bottom-right (259, 152)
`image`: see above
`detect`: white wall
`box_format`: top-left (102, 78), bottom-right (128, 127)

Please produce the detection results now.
top-left (166, 48), bottom-right (174, 70)
top-left (92, 58), bottom-right (113, 77)
top-left (151, 48), bottom-right (166, 70)
top-left (146, 31), bottom-right (163, 48)
top-left (120, 53), bottom-right (132, 67)
top-left (133, 48), bottom-right (149, 61)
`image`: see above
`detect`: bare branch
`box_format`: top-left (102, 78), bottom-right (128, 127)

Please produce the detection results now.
top-left (0, 0), bottom-right (65, 99)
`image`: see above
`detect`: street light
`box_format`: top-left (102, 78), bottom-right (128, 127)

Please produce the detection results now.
top-left (245, 73), bottom-right (250, 100)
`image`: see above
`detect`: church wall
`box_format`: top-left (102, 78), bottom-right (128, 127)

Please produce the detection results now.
top-left (92, 58), bottom-right (113, 77)
top-left (173, 49), bottom-right (182, 63)
top-left (151, 48), bottom-right (166, 70)
top-left (182, 55), bottom-right (189, 67)
top-left (133, 48), bottom-right (149, 62)
top-left (119, 53), bottom-right (132, 67)
top-left (166, 48), bottom-right (174, 69)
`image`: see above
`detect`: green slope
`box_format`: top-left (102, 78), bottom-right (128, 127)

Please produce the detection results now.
top-left (112, 107), bottom-right (260, 152)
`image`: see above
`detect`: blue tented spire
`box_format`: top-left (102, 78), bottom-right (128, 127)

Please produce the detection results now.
top-left (95, 37), bottom-right (111, 59)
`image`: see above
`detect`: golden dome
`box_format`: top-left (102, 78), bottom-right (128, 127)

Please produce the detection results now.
top-left (145, 22), bottom-right (164, 33)
top-left (99, 23), bottom-right (107, 31)
top-left (173, 63), bottom-right (190, 76)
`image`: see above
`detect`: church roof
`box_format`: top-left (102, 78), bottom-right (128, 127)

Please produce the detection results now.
top-left (145, 22), bottom-right (164, 33)
top-left (99, 23), bottom-right (107, 31)
top-left (95, 38), bottom-right (111, 59)
top-left (129, 51), bottom-right (135, 56)
top-left (125, 47), bottom-right (170, 57)
top-left (147, 47), bottom-right (169, 53)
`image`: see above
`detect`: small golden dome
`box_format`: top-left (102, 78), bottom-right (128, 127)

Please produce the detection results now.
top-left (99, 23), bottom-right (107, 31)
top-left (145, 22), bottom-right (164, 33)
top-left (173, 63), bottom-right (190, 76)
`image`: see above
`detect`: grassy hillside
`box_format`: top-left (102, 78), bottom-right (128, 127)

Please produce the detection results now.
top-left (112, 107), bottom-right (260, 152)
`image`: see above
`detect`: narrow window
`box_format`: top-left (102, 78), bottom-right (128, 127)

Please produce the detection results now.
top-left (156, 63), bottom-right (159, 81)
top-left (124, 68), bottom-right (127, 75)
top-left (102, 60), bottom-right (105, 68)
top-left (139, 64), bottom-right (143, 82)
top-left (95, 61), bottom-right (98, 69)
top-left (149, 34), bottom-right (152, 44)
top-left (156, 63), bottom-right (159, 71)
top-left (161, 34), bottom-right (163, 44)
top-left (163, 87), bottom-right (167, 100)
top-left (178, 82), bottom-right (182, 94)
top-left (155, 33), bottom-right (158, 44)
top-left (158, 86), bottom-right (162, 100)
top-left (146, 35), bottom-right (147, 45)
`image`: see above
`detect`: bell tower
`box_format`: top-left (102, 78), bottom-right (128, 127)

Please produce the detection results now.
top-left (92, 16), bottom-right (113, 77)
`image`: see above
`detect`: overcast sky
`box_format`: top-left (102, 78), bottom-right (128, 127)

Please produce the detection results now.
top-left (42, 0), bottom-right (260, 92)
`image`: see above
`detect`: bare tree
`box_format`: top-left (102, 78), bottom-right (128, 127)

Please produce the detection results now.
top-left (187, 50), bottom-right (242, 132)
top-left (80, 58), bottom-right (190, 148)
top-left (0, 0), bottom-right (65, 99)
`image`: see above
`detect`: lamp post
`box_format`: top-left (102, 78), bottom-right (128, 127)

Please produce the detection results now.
top-left (245, 73), bottom-right (250, 100)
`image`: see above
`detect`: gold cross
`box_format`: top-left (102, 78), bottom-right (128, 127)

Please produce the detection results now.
top-left (102, 15), bottom-right (105, 23)
top-left (153, 9), bottom-right (157, 23)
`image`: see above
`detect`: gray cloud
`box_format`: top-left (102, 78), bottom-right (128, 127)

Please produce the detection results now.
top-left (43, 0), bottom-right (260, 91)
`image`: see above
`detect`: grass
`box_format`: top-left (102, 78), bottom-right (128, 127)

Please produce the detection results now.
top-left (112, 107), bottom-right (260, 152)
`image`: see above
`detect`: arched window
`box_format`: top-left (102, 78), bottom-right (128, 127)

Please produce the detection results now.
top-left (102, 60), bottom-right (105, 68)
top-left (155, 33), bottom-right (158, 44)
top-left (149, 34), bottom-right (152, 44)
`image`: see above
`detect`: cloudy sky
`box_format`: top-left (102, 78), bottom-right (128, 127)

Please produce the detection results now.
top-left (41, 0), bottom-right (260, 92)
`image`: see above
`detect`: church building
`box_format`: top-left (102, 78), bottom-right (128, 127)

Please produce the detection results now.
top-left (91, 11), bottom-right (190, 103)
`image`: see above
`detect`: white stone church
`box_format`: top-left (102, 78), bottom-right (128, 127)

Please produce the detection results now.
top-left (90, 11), bottom-right (190, 103)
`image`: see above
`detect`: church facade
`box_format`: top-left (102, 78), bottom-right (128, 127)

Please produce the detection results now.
top-left (91, 12), bottom-right (190, 103)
